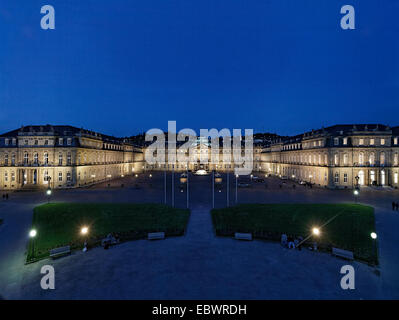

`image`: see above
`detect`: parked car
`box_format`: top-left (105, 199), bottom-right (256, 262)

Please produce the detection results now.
top-left (299, 180), bottom-right (307, 185)
top-left (281, 176), bottom-right (288, 180)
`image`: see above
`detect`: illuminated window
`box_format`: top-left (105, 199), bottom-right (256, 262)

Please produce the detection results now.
top-left (381, 138), bottom-right (385, 145)
top-left (359, 138), bottom-right (364, 145)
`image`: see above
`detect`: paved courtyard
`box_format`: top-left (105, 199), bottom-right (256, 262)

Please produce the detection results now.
top-left (0, 173), bottom-right (399, 299)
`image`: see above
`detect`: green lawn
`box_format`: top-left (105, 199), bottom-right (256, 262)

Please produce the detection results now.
top-left (28, 203), bottom-right (190, 262)
top-left (211, 204), bottom-right (377, 264)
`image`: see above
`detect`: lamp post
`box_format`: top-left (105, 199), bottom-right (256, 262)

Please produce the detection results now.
top-left (235, 174), bottom-right (238, 204)
top-left (46, 187), bottom-right (52, 203)
top-left (371, 232), bottom-right (377, 263)
top-left (186, 162), bottom-right (189, 209)
top-left (226, 171), bottom-right (230, 207)
top-left (212, 170), bottom-right (215, 209)
top-left (29, 229), bottom-right (37, 259)
top-left (353, 189), bottom-right (359, 203)
top-left (81, 226), bottom-right (89, 251)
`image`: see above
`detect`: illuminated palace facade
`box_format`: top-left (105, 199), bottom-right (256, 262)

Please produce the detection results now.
top-left (260, 124), bottom-right (399, 189)
top-left (1, 124), bottom-right (399, 191)
top-left (0, 125), bottom-right (144, 190)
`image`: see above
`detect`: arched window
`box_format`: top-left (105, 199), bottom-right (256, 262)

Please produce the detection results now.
top-left (359, 153), bottom-right (364, 165)
top-left (380, 152), bottom-right (385, 165)
top-left (369, 152), bottom-right (375, 165)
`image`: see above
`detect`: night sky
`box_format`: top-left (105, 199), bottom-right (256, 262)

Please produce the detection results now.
top-left (0, 0), bottom-right (398, 137)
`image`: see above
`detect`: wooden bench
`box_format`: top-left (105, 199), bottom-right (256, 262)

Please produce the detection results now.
top-left (147, 232), bottom-right (165, 240)
top-left (332, 247), bottom-right (354, 260)
top-left (49, 245), bottom-right (71, 258)
top-left (234, 232), bottom-right (252, 241)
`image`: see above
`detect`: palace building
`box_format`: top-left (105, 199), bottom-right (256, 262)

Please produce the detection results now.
top-left (260, 124), bottom-right (399, 189)
top-left (1, 123), bottom-right (398, 191)
top-left (0, 125), bottom-right (144, 190)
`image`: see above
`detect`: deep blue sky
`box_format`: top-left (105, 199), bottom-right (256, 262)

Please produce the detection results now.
top-left (0, 0), bottom-right (398, 137)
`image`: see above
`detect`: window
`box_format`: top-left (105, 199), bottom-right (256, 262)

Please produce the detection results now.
top-left (4, 172), bottom-right (8, 182)
top-left (5, 138), bottom-right (9, 145)
top-left (395, 173), bottom-right (398, 184)
top-left (395, 153), bottom-right (398, 166)
top-left (11, 172), bottom-right (15, 182)
top-left (369, 152), bottom-right (375, 165)
top-left (380, 152), bottom-right (385, 165)
top-left (11, 154), bottom-right (15, 165)
top-left (59, 138), bottom-right (63, 145)
top-left (67, 153), bottom-right (72, 165)
top-left (343, 154), bottom-right (348, 165)
top-left (334, 172), bottom-right (339, 183)
top-left (44, 153), bottom-right (48, 165)
top-left (343, 137), bottom-right (348, 145)
top-left (43, 170), bottom-right (49, 182)
top-left (67, 138), bottom-right (72, 145)
top-left (67, 172), bottom-right (72, 182)
top-left (4, 154), bottom-right (8, 166)
top-left (334, 154), bottom-right (339, 165)
top-left (381, 138), bottom-right (385, 145)
top-left (359, 138), bottom-right (364, 145)
top-left (34, 140), bottom-right (38, 145)
top-left (395, 137), bottom-right (398, 145)
top-left (344, 173), bottom-right (348, 183)
top-left (34, 153), bottom-right (38, 164)
top-left (24, 139), bottom-right (29, 145)
top-left (370, 138), bottom-right (374, 145)
top-left (58, 172), bottom-right (63, 182)
top-left (58, 153), bottom-right (63, 166)
top-left (24, 152), bottom-right (28, 164)
top-left (334, 138), bottom-right (339, 146)
top-left (44, 140), bottom-right (48, 145)
top-left (12, 138), bottom-right (16, 145)
top-left (359, 153), bottom-right (364, 165)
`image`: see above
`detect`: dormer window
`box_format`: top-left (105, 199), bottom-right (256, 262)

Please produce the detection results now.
top-left (370, 138), bottom-right (374, 145)
top-left (381, 138), bottom-right (385, 145)
top-left (5, 138), bottom-right (9, 146)
top-left (343, 137), bottom-right (348, 145)
top-left (334, 138), bottom-right (339, 146)
top-left (59, 138), bottom-right (63, 145)
top-left (359, 138), bottom-right (364, 145)
top-left (394, 137), bottom-right (398, 145)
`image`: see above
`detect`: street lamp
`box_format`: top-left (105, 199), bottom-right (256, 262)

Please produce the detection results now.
top-left (354, 189), bottom-right (359, 203)
top-left (81, 226), bottom-right (89, 235)
top-left (312, 227), bottom-right (320, 236)
top-left (371, 232), bottom-right (378, 264)
top-left (81, 226), bottom-right (89, 252)
top-left (29, 229), bottom-right (37, 259)
top-left (46, 187), bottom-right (52, 203)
